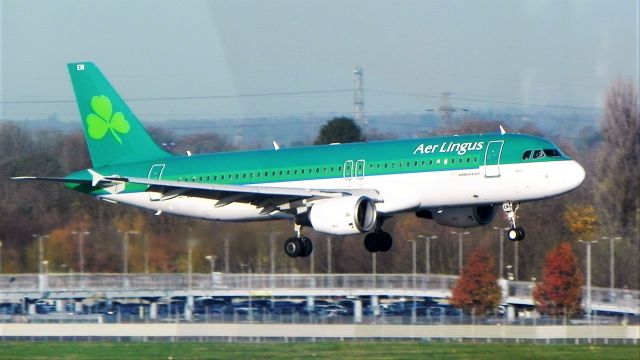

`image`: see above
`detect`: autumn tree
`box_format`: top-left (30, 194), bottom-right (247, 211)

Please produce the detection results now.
top-left (450, 247), bottom-right (502, 315)
top-left (533, 242), bottom-right (583, 317)
top-left (563, 204), bottom-right (600, 241)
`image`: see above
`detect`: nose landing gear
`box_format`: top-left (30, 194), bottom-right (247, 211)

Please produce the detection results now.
top-left (503, 202), bottom-right (525, 241)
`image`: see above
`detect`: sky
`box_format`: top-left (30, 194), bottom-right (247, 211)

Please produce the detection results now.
top-left (1, 0), bottom-right (638, 123)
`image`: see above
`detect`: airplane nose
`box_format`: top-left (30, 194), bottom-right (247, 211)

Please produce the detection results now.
top-left (569, 160), bottom-right (586, 189)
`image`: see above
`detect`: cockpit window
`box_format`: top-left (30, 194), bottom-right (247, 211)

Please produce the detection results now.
top-left (543, 149), bottom-right (561, 157)
top-left (522, 150), bottom-right (532, 160)
top-left (532, 149), bottom-right (545, 159)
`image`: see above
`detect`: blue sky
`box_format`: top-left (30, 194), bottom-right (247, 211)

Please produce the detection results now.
top-left (1, 0), bottom-right (638, 122)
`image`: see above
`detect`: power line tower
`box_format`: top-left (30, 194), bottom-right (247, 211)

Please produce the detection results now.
top-left (438, 92), bottom-right (468, 124)
top-left (353, 66), bottom-right (366, 132)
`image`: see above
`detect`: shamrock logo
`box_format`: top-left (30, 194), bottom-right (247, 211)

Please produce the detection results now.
top-left (86, 95), bottom-right (130, 144)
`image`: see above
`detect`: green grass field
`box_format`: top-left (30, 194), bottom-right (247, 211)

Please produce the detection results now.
top-left (0, 342), bottom-right (638, 360)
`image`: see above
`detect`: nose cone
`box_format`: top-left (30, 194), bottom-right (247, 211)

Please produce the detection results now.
top-left (566, 160), bottom-right (586, 190)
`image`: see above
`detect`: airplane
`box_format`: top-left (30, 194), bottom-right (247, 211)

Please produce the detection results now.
top-left (12, 62), bottom-right (586, 258)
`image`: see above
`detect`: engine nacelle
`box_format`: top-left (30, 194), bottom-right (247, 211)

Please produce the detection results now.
top-left (309, 196), bottom-right (377, 235)
top-left (417, 205), bottom-right (496, 228)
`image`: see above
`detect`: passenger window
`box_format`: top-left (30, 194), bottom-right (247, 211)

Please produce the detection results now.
top-left (429, 160), bottom-right (433, 165)
top-left (522, 150), bottom-right (532, 160)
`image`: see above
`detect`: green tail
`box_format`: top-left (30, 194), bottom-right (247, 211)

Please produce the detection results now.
top-left (67, 62), bottom-right (171, 167)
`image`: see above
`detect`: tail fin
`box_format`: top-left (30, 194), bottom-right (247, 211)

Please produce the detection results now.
top-left (67, 62), bottom-right (171, 167)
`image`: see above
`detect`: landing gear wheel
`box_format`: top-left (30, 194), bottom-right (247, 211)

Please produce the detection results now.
top-left (364, 233), bottom-right (379, 252)
top-left (284, 237), bottom-right (303, 258)
top-left (300, 237), bottom-right (313, 257)
top-left (378, 232), bottom-right (393, 252)
top-left (507, 227), bottom-right (525, 241)
top-left (364, 232), bottom-right (393, 253)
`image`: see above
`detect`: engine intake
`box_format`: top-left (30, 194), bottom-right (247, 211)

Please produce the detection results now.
top-left (309, 196), bottom-right (377, 235)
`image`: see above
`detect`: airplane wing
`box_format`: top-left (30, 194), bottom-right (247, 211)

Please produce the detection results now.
top-left (12, 174), bottom-right (382, 214)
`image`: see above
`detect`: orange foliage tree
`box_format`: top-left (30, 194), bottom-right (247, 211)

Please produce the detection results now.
top-left (563, 204), bottom-right (600, 241)
top-left (450, 247), bottom-right (502, 315)
top-left (533, 242), bottom-right (583, 317)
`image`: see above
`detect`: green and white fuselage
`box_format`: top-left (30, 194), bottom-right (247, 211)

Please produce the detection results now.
top-left (71, 134), bottom-right (584, 222)
top-left (14, 62), bottom-right (585, 257)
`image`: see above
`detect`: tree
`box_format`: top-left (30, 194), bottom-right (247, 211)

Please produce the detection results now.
top-left (314, 117), bottom-right (363, 145)
top-left (450, 247), bottom-right (502, 315)
top-left (533, 242), bottom-right (583, 317)
top-left (563, 204), bottom-right (600, 241)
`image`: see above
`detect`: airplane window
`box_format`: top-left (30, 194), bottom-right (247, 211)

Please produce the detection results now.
top-left (522, 150), bottom-right (532, 160)
top-left (407, 161), bottom-right (412, 167)
top-left (279, 171), bottom-right (283, 176)
top-left (293, 170), bottom-right (297, 175)
top-left (414, 161), bottom-right (418, 166)
top-left (301, 169), bottom-right (305, 174)
top-left (429, 160), bottom-right (433, 165)
top-left (421, 161), bottom-right (426, 166)
top-left (533, 150), bottom-right (545, 159)
top-left (206, 176), bottom-right (210, 181)
top-left (543, 149), bottom-right (562, 157)
top-left (392, 163), bottom-right (396, 168)
top-left (398, 162), bottom-right (402, 168)
top-left (474, 157), bottom-right (478, 162)
top-left (384, 163), bottom-right (388, 168)
top-left (466, 158), bottom-right (470, 163)
top-left (338, 166), bottom-right (342, 171)
top-left (444, 159), bottom-right (448, 165)
top-left (437, 159), bottom-right (441, 164)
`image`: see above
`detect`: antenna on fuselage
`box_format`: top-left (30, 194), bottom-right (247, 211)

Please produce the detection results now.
top-left (272, 141), bottom-right (280, 151)
top-left (499, 125), bottom-right (507, 135)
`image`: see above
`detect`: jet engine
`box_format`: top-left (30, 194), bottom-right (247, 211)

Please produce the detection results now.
top-left (416, 205), bottom-right (496, 228)
top-left (308, 196), bottom-right (377, 235)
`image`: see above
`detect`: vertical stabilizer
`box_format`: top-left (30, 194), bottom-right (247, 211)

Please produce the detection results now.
top-left (67, 62), bottom-right (171, 167)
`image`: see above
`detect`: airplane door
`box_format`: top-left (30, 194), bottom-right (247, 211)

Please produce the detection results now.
top-left (484, 141), bottom-right (503, 177)
top-left (343, 160), bottom-right (354, 180)
top-left (148, 164), bottom-right (165, 180)
top-left (147, 164), bottom-right (165, 200)
top-left (355, 160), bottom-right (365, 179)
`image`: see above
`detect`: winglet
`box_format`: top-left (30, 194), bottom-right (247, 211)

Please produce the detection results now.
top-left (86, 169), bottom-right (105, 187)
top-left (272, 141), bottom-right (280, 151)
top-left (499, 125), bottom-right (506, 135)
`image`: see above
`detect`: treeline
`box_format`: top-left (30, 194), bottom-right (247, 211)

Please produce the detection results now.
top-left (0, 81), bottom-right (637, 290)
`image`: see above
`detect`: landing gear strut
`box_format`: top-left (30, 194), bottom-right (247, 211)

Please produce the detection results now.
top-left (284, 224), bottom-right (313, 258)
top-left (503, 202), bottom-right (525, 241)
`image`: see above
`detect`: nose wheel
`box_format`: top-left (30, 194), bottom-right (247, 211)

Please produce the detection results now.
top-left (503, 202), bottom-right (525, 241)
top-left (507, 227), bottom-right (525, 241)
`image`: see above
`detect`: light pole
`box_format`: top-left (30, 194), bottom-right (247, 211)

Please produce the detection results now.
top-left (372, 252), bottom-right (377, 288)
top-left (72, 231), bottom-right (90, 274)
top-left (32, 234), bottom-right (49, 274)
top-left (407, 239), bottom-right (417, 324)
top-left (327, 236), bottom-right (332, 274)
top-left (493, 227), bottom-right (508, 279)
top-left (119, 230), bottom-right (139, 274)
top-left (418, 235), bottom-right (437, 277)
top-left (451, 231), bottom-right (470, 274)
top-left (602, 236), bottom-right (621, 295)
top-left (579, 239), bottom-right (598, 323)
top-left (0, 240), bottom-right (3, 273)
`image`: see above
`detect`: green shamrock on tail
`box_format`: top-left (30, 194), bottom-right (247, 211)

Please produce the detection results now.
top-left (86, 95), bottom-right (130, 144)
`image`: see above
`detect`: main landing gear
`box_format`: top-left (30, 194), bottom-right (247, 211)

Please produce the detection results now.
top-left (364, 218), bottom-right (393, 253)
top-left (503, 202), bottom-right (525, 241)
top-left (364, 231), bottom-right (393, 252)
top-left (284, 224), bottom-right (313, 258)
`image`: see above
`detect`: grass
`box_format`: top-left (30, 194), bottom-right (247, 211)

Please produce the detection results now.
top-left (0, 341), bottom-right (638, 360)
